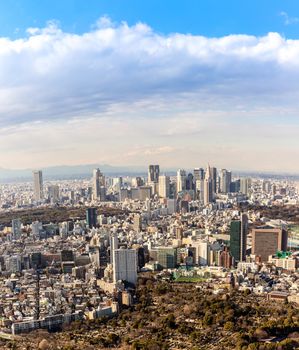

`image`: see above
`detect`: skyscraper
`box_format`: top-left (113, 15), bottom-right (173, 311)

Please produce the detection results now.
top-left (92, 168), bottom-right (105, 200)
top-left (148, 165), bottom-right (160, 183)
top-left (186, 173), bottom-right (194, 190)
top-left (158, 175), bottom-right (170, 198)
top-left (230, 213), bottom-right (248, 263)
top-left (240, 178), bottom-right (250, 196)
top-left (48, 185), bottom-right (60, 203)
top-left (86, 207), bottom-right (97, 228)
top-left (219, 169), bottom-right (232, 194)
top-left (177, 169), bottom-right (186, 193)
top-left (33, 170), bottom-right (43, 201)
top-left (210, 167), bottom-right (218, 194)
top-left (11, 219), bottom-right (22, 240)
top-left (110, 230), bottom-right (119, 264)
top-left (194, 168), bottom-right (205, 181)
top-left (113, 248), bottom-right (138, 285)
top-left (204, 165), bottom-right (213, 205)
top-left (251, 226), bottom-right (288, 261)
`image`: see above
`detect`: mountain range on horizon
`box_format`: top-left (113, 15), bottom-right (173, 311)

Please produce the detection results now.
top-left (0, 164), bottom-right (298, 182)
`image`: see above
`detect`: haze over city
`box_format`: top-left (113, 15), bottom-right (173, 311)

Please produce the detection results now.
top-left (0, 1), bottom-right (299, 171)
top-left (2, 2), bottom-right (299, 349)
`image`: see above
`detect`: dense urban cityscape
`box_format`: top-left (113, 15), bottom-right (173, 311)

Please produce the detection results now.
top-left (2, 1), bottom-right (299, 349)
top-left (0, 165), bottom-right (298, 348)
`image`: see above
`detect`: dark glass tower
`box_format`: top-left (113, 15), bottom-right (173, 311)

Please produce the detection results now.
top-left (230, 214), bottom-right (248, 264)
top-left (86, 207), bottom-right (97, 228)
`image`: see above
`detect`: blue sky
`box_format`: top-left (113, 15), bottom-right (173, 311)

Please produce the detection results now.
top-left (1, 0), bottom-right (299, 38)
top-left (1, 1), bottom-right (299, 172)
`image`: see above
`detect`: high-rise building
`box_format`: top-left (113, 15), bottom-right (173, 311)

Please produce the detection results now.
top-left (113, 248), bottom-right (137, 285)
top-left (230, 213), bottom-right (248, 264)
top-left (110, 230), bottom-right (119, 264)
top-left (86, 207), bottom-right (97, 228)
top-left (157, 247), bottom-right (177, 269)
top-left (33, 170), bottom-right (43, 201)
top-left (186, 173), bottom-right (194, 190)
top-left (48, 185), bottom-right (59, 203)
top-left (204, 165), bottom-right (213, 205)
top-left (139, 186), bottom-right (152, 201)
top-left (251, 226), bottom-right (288, 262)
top-left (92, 168), bottom-right (105, 200)
top-left (177, 169), bottom-right (186, 193)
top-left (196, 179), bottom-right (204, 202)
top-left (148, 165), bottom-right (160, 183)
top-left (240, 178), bottom-right (250, 196)
top-left (194, 168), bottom-right (205, 181)
top-left (133, 214), bottom-right (142, 233)
top-left (219, 169), bottom-right (232, 194)
top-left (167, 198), bottom-right (177, 214)
top-left (11, 219), bottom-right (22, 240)
top-left (158, 175), bottom-right (170, 198)
top-left (210, 167), bottom-right (218, 194)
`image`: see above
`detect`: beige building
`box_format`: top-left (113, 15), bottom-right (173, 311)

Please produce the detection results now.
top-left (268, 255), bottom-right (298, 272)
top-left (251, 226), bottom-right (288, 262)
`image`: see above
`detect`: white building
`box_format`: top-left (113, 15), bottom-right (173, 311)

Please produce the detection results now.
top-left (33, 170), bottom-right (43, 201)
top-left (158, 175), bottom-right (170, 198)
top-left (113, 248), bottom-right (137, 285)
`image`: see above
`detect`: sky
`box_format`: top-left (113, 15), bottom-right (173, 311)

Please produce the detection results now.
top-left (1, 1), bottom-right (299, 172)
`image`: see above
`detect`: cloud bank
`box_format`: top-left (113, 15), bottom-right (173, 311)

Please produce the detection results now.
top-left (1, 18), bottom-right (299, 171)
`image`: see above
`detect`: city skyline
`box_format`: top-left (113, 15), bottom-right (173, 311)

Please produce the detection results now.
top-left (1, 1), bottom-right (299, 171)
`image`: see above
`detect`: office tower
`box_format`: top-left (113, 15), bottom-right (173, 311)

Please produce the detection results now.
top-left (240, 178), bottom-right (250, 196)
top-left (230, 213), bottom-right (248, 263)
top-left (197, 241), bottom-right (210, 266)
top-left (167, 198), bottom-right (177, 214)
top-left (30, 252), bottom-right (42, 269)
top-left (48, 185), bottom-right (60, 203)
top-left (112, 177), bottom-right (123, 191)
top-left (148, 165), bottom-right (160, 183)
top-left (230, 179), bottom-right (240, 193)
top-left (133, 214), bottom-right (142, 233)
top-left (92, 168), bottom-right (105, 200)
top-left (86, 207), bottom-right (97, 228)
top-left (31, 221), bottom-right (42, 239)
top-left (219, 169), bottom-right (232, 194)
top-left (6, 256), bottom-right (22, 273)
top-left (119, 188), bottom-right (129, 202)
top-left (194, 168), bottom-right (205, 181)
top-left (158, 175), bottom-right (170, 198)
top-left (194, 179), bottom-right (203, 202)
top-left (251, 226), bottom-right (288, 262)
top-left (186, 173), bottom-right (194, 190)
top-left (210, 167), bottom-right (218, 193)
top-left (33, 170), bottom-right (43, 201)
top-left (113, 248), bottom-right (138, 285)
top-left (11, 219), bottom-right (22, 240)
top-left (203, 165), bottom-right (213, 205)
top-left (177, 169), bottom-right (186, 193)
top-left (110, 230), bottom-right (119, 264)
top-left (157, 247), bottom-right (177, 269)
top-left (99, 186), bottom-right (106, 202)
top-left (219, 247), bottom-right (233, 269)
top-left (139, 186), bottom-right (152, 201)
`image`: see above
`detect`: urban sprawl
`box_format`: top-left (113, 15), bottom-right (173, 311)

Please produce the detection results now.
top-left (0, 165), bottom-right (299, 341)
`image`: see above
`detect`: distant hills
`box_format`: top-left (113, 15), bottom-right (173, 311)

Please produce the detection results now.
top-left (0, 164), bottom-right (149, 182)
top-left (0, 164), bottom-right (298, 182)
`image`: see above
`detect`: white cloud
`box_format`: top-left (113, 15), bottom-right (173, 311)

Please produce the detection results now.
top-left (279, 11), bottom-right (299, 26)
top-left (0, 18), bottom-right (299, 171)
